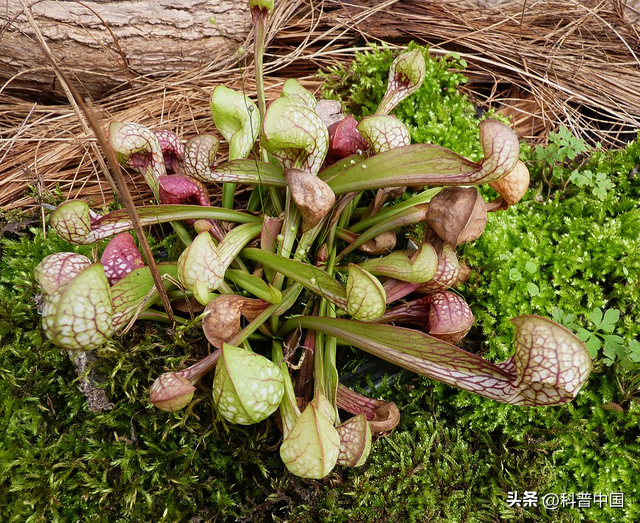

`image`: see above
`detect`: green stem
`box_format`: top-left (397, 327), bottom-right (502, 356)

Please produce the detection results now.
top-left (252, 6), bottom-right (283, 215)
top-left (172, 221), bottom-right (193, 247)
top-left (253, 12), bottom-right (267, 135)
top-left (269, 196), bottom-right (300, 332)
top-left (349, 188), bottom-right (440, 233)
top-left (314, 300), bottom-right (327, 399)
top-left (324, 301), bottom-right (338, 416)
top-left (322, 217), bottom-right (341, 415)
top-left (137, 310), bottom-right (188, 324)
top-left (222, 183), bottom-right (237, 210)
top-left (272, 340), bottom-right (301, 436)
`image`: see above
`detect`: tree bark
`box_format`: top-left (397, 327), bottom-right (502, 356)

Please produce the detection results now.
top-left (0, 0), bottom-right (252, 100)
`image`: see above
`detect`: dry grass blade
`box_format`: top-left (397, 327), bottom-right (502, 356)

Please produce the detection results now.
top-left (1, 0), bottom-right (639, 212)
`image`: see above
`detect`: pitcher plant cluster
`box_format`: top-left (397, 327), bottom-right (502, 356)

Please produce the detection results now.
top-left (35, 0), bottom-right (591, 479)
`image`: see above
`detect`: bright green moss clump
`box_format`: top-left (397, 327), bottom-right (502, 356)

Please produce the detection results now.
top-left (0, 231), bottom-right (283, 521)
top-left (321, 43), bottom-right (488, 160)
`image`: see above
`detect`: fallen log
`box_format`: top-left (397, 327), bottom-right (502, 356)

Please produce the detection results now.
top-left (0, 0), bottom-right (251, 100)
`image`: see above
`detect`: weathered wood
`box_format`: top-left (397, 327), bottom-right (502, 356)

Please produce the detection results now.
top-left (0, 1), bottom-right (252, 100)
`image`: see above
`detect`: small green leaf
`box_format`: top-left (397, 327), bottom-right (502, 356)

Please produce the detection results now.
top-left (585, 336), bottom-right (601, 359)
top-left (628, 340), bottom-right (640, 362)
top-left (602, 335), bottom-right (626, 360)
top-left (589, 308), bottom-right (603, 328)
top-left (601, 309), bottom-right (620, 331)
top-left (524, 261), bottom-right (538, 273)
top-left (575, 328), bottom-right (592, 342)
top-left (526, 282), bottom-right (539, 296)
top-left (509, 268), bottom-right (522, 281)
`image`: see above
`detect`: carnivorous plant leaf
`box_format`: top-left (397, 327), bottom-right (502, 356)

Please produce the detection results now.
top-left (149, 372), bottom-right (196, 412)
top-left (489, 159), bottom-right (530, 208)
top-left (363, 187), bottom-right (408, 220)
top-left (158, 175), bottom-right (210, 206)
top-left (249, 0), bottom-right (274, 13)
top-left (153, 129), bottom-right (184, 173)
top-left (49, 200), bottom-right (93, 245)
top-left (337, 205), bottom-right (428, 260)
top-left (243, 248), bottom-right (349, 309)
top-left (150, 350), bottom-right (222, 412)
top-left (357, 244), bottom-right (438, 284)
top-left (109, 121), bottom-right (165, 198)
top-left (100, 233), bottom-right (145, 285)
top-left (346, 265), bottom-right (386, 321)
top-left (285, 168), bottom-right (336, 232)
top-left (41, 264), bottom-right (113, 351)
top-left (326, 120), bottom-right (519, 194)
top-left (417, 244), bottom-right (460, 293)
top-left (212, 343), bottom-right (285, 424)
top-left (376, 48), bottom-right (426, 116)
top-left (285, 316), bottom-right (591, 406)
top-left (224, 269), bottom-right (282, 304)
top-left (281, 78), bottom-right (317, 109)
top-left (210, 85), bottom-right (260, 161)
top-left (315, 99), bottom-right (343, 129)
top-left (336, 413), bottom-right (372, 467)
top-left (477, 119), bottom-right (521, 183)
top-left (180, 133), bottom-right (220, 180)
top-left (427, 291), bottom-right (475, 343)
top-left (177, 231), bottom-right (223, 305)
top-left (177, 223), bottom-right (263, 305)
top-left (357, 231), bottom-right (397, 255)
top-left (326, 116), bottom-right (368, 164)
top-left (280, 401), bottom-right (341, 479)
top-left (357, 115), bottom-right (411, 154)
top-left (508, 315), bottom-right (592, 405)
top-left (110, 264), bottom-right (178, 331)
top-left (49, 201), bottom-right (260, 245)
top-left (202, 295), bottom-right (269, 349)
top-left (35, 252), bottom-right (91, 295)
top-left (336, 383), bottom-right (400, 433)
top-left (312, 393), bottom-right (338, 425)
top-left (206, 159), bottom-right (286, 187)
top-left (425, 187), bottom-right (487, 247)
top-left (380, 295), bottom-right (430, 329)
top-left (262, 97), bottom-right (329, 175)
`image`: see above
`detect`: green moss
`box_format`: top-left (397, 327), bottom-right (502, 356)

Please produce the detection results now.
top-left (0, 231), bottom-right (286, 521)
top-left (321, 43), bottom-right (489, 161)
